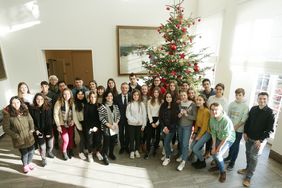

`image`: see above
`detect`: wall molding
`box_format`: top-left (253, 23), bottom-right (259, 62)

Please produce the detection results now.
top-left (269, 149), bottom-right (282, 164)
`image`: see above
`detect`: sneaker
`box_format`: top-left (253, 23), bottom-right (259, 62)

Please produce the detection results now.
top-left (219, 171), bottom-right (226, 183)
top-left (162, 158), bottom-right (170, 166)
top-left (28, 163), bottom-right (35, 170)
top-left (63, 152), bottom-right (69, 161)
top-left (88, 153), bottom-right (94, 163)
top-left (177, 161), bottom-right (186, 171)
top-left (41, 159), bottom-right (47, 167)
top-left (130, 152), bottom-right (135, 159)
top-left (47, 151), bottom-right (55, 158)
top-left (243, 178), bottom-right (251, 187)
top-left (79, 152), bottom-right (87, 160)
top-left (23, 165), bottom-right (30, 173)
top-left (227, 162), bottom-right (234, 171)
top-left (135, 150), bottom-right (141, 158)
top-left (176, 156), bottom-right (182, 162)
top-left (96, 152), bottom-right (103, 161)
top-left (237, 168), bottom-right (248, 175)
top-left (161, 155), bottom-right (166, 161)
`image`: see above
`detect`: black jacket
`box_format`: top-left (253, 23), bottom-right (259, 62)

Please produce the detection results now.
top-left (116, 93), bottom-right (131, 123)
top-left (244, 105), bottom-right (274, 141)
top-left (159, 103), bottom-right (179, 131)
top-left (84, 103), bottom-right (100, 130)
top-left (29, 106), bottom-right (53, 136)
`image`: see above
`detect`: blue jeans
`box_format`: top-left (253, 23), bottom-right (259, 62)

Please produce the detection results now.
top-left (245, 139), bottom-right (260, 179)
top-left (212, 139), bottom-right (233, 172)
top-left (191, 132), bottom-right (211, 161)
top-left (227, 132), bottom-right (242, 163)
top-left (19, 145), bottom-right (35, 166)
top-left (163, 130), bottom-right (176, 158)
top-left (178, 125), bottom-right (192, 161)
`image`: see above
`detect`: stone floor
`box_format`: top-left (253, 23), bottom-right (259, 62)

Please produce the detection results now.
top-left (0, 134), bottom-right (281, 188)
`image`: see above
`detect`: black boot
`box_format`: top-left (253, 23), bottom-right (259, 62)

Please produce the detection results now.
top-left (68, 149), bottom-right (74, 159)
top-left (195, 160), bottom-right (206, 169)
top-left (192, 159), bottom-right (200, 168)
top-left (109, 153), bottom-right (116, 160)
top-left (62, 152), bottom-right (69, 161)
top-left (103, 154), bottom-right (109, 165)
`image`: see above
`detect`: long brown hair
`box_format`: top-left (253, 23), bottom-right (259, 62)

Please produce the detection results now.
top-left (33, 93), bottom-right (51, 110)
top-left (58, 88), bottom-right (74, 107)
top-left (150, 87), bottom-right (162, 105)
top-left (8, 96), bottom-right (29, 117)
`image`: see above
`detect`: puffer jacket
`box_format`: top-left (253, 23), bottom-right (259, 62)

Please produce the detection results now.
top-left (3, 108), bottom-right (35, 149)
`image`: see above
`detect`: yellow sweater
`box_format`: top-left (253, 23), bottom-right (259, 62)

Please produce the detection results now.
top-left (194, 107), bottom-right (210, 138)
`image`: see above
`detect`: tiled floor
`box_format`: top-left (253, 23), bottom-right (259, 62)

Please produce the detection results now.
top-left (0, 134), bottom-right (281, 188)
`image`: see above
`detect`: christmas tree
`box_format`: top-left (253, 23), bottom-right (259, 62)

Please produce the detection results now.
top-left (142, 0), bottom-right (210, 87)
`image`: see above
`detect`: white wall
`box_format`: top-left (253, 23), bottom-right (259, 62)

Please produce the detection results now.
top-left (0, 0), bottom-right (198, 108)
top-left (272, 112), bottom-right (282, 155)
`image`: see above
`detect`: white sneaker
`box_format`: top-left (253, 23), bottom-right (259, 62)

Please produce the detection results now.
top-left (177, 161), bottom-right (186, 171)
top-left (96, 152), bottom-right (103, 161)
top-left (88, 153), bottom-right (94, 163)
top-left (135, 150), bottom-right (140, 158)
top-left (161, 155), bottom-right (166, 161)
top-left (176, 156), bottom-right (182, 162)
top-left (79, 152), bottom-right (87, 160)
top-left (130, 152), bottom-right (135, 159)
top-left (162, 158), bottom-right (170, 166)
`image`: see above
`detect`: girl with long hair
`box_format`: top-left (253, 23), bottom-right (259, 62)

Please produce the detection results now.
top-left (144, 87), bottom-right (162, 159)
top-left (126, 89), bottom-right (147, 159)
top-left (53, 88), bottom-right (75, 160)
top-left (84, 91), bottom-right (103, 162)
top-left (98, 90), bottom-right (120, 165)
top-left (29, 93), bottom-right (54, 166)
top-left (160, 92), bottom-right (179, 166)
top-left (3, 96), bottom-right (35, 173)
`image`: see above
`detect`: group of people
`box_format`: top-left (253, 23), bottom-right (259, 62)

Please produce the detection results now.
top-left (2, 73), bottom-right (274, 187)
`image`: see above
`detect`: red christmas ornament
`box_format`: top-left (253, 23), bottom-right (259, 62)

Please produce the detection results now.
top-left (181, 28), bottom-right (187, 33)
top-left (185, 69), bottom-right (190, 74)
top-left (180, 53), bottom-right (185, 59)
top-left (176, 24), bottom-right (180, 29)
top-left (160, 77), bottom-right (166, 84)
top-left (170, 44), bottom-right (177, 51)
top-left (194, 65), bottom-right (199, 72)
top-left (171, 71), bottom-right (177, 76)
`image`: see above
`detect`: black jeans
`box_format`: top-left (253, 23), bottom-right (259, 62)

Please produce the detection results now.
top-left (52, 123), bottom-right (59, 146)
top-left (146, 117), bottom-right (161, 151)
top-left (128, 125), bottom-right (142, 152)
top-left (103, 134), bottom-right (117, 156)
top-left (19, 145), bottom-right (34, 166)
top-left (77, 128), bottom-right (87, 153)
top-left (84, 127), bottom-right (102, 153)
top-left (118, 119), bottom-right (129, 150)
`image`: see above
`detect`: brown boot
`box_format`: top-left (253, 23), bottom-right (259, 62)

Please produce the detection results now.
top-left (219, 171), bottom-right (226, 183)
top-left (243, 178), bottom-right (251, 187)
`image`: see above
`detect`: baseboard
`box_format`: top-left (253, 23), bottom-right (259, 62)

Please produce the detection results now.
top-left (269, 149), bottom-right (282, 164)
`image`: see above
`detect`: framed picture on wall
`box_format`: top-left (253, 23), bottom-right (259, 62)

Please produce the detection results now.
top-left (117, 25), bottom-right (163, 75)
top-left (0, 47), bottom-right (7, 80)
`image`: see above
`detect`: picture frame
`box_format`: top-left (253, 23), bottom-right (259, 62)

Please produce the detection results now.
top-left (0, 47), bottom-right (7, 80)
top-left (117, 25), bottom-right (163, 75)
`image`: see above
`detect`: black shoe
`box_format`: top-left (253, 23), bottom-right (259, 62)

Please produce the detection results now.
top-left (103, 155), bottom-right (109, 165)
top-left (47, 151), bottom-right (55, 158)
top-left (42, 159), bottom-right (47, 167)
top-left (227, 161), bottom-right (234, 171)
top-left (68, 149), bottom-right (74, 159)
top-left (119, 148), bottom-right (125, 154)
top-left (63, 152), bottom-right (69, 161)
top-left (144, 153), bottom-right (149, 160)
top-left (125, 148), bottom-right (130, 154)
top-left (192, 159), bottom-right (200, 167)
top-left (195, 160), bottom-right (206, 169)
top-left (109, 153), bottom-right (116, 160)
top-left (224, 157), bottom-right (231, 163)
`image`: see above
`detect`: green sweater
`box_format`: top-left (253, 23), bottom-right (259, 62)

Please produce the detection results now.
top-left (209, 113), bottom-right (235, 142)
top-left (228, 100), bottom-right (249, 133)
